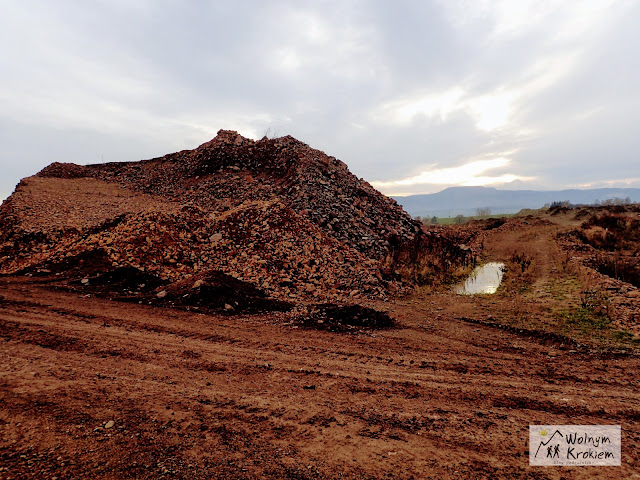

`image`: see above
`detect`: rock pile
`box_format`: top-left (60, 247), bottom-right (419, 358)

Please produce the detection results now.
top-left (0, 130), bottom-right (472, 307)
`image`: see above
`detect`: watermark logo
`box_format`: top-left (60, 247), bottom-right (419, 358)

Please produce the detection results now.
top-left (529, 425), bottom-right (621, 466)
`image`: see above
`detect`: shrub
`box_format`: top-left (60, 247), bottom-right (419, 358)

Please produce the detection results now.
top-left (510, 251), bottom-right (532, 273)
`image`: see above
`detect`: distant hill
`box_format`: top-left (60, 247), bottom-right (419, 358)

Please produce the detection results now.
top-left (395, 186), bottom-right (640, 218)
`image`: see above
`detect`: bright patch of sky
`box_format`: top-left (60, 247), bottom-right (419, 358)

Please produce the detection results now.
top-left (371, 156), bottom-right (534, 196)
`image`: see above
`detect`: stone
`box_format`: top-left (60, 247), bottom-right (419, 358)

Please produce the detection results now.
top-left (156, 290), bottom-right (167, 299)
top-left (104, 420), bottom-right (115, 429)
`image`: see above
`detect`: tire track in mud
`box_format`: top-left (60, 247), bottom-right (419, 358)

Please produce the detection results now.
top-left (1, 279), bottom-right (640, 478)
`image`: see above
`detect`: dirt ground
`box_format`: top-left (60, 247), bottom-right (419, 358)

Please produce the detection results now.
top-left (1, 216), bottom-right (639, 479)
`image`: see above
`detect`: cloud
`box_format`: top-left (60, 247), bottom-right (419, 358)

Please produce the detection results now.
top-left (0, 0), bottom-right (639, 202)
top-left (438, 0), bottom-right (620, 41)
top-left (370, 156), bottom-right (535, 195)
top-left (373, 87), bottom-right (516, 132)
top-left (265, 7), bottom-right (379, 81)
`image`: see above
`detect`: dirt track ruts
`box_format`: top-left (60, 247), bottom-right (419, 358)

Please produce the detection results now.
top-left (1, 275), bottom-right (639, 479)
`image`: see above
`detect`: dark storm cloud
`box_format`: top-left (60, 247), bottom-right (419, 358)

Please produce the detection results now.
top-left (1, 0), bottom-right (639, 200)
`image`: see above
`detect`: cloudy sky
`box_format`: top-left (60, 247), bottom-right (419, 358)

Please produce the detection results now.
top-left (1, 0), bottom-right (639, 199)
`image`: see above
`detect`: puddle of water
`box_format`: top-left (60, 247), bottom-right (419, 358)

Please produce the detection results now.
top-left (454, 262), bottom-right (505, 295)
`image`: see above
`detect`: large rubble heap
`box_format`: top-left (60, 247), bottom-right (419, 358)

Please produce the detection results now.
top-left (0, 130), bottom-right (472, 307)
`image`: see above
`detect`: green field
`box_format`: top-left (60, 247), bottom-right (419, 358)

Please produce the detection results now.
top-left (419, 213), bottom-right (517, 225)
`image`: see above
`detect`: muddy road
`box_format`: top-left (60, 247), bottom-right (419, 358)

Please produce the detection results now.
top-left (1, 267), bottom-right (639, 479)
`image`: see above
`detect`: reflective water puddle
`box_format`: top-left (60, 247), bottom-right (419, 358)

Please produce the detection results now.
top-left (454, 262), bottom-right (505, 295)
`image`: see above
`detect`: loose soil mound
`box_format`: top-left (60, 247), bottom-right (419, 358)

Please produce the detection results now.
top-left (18, 249), bottom-right (115, 277)
top-left (73, 267), bottom-right (165, 295)
top-left (302, 303), bottom-right (395, 332)
top-left (1, 130), bottom-right (474, 307)
top-left (149, 271), bottom-right (293, 314)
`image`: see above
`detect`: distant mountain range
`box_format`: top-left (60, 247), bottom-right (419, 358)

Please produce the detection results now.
top-left (395, 186), bottom-right (640, 218)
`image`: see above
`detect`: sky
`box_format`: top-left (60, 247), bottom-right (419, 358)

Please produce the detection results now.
top-left (1, 0), bottom-right (639, 200)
